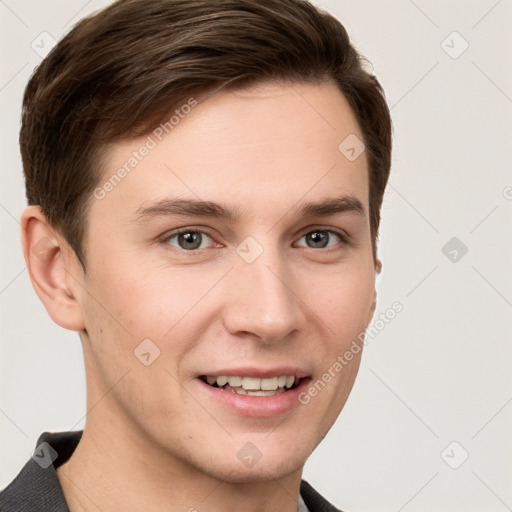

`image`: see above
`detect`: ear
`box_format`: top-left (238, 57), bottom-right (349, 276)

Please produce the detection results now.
top-left (21, 205), bottom-right (86, 331)
top-left (367, 257), bottom-right (382, 322)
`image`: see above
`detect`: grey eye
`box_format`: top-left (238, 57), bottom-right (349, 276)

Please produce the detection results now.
top-left (298, 230), bottom-right (341, 249)
top-left (167, 231), bottom-right (213, 251)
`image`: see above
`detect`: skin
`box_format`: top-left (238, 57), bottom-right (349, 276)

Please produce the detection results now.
top-left (22, 81), bottom-right (380, 512)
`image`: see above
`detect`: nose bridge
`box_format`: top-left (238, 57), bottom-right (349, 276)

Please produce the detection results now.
top-left (223, 238), bottom-right (301, 342)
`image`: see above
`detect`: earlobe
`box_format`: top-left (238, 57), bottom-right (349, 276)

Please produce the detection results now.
top-left (368, 288), bottom-right (377, 324)
top-left (375, 257), bottom-right (382, 276)
top-left (21, 205), bottom-right (85, 331)
top-left (367, 257), bottom-right (382, 322)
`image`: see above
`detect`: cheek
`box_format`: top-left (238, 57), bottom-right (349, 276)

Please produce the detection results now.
top-left (82, 257), bottom-right (217, 376)
top-left (314, 266), bottom-right (375, 339)
top-left (84, 254), bottom-right (172, 335)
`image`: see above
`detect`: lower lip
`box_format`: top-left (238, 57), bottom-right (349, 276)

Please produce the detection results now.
top-left (197, 378), bottom-right (312, 417)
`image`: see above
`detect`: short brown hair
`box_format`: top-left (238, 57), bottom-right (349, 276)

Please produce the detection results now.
top-left (20, 0), bottom-right (392, 268)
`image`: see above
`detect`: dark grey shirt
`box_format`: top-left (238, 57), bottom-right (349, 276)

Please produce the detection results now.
top-left (0, 431), bottom-right (342, 511)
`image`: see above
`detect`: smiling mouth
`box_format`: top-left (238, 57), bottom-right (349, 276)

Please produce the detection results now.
top-left (200, 375), bottom-right (302, 396)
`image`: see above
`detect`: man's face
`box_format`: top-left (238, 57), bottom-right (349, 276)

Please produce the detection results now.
top-left (73, 81), bottom-right (377, 481)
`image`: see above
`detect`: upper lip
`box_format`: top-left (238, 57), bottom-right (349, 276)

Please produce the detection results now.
top-left (197, 367), bottom-right (310, 379)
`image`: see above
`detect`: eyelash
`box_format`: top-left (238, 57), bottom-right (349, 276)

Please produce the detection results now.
top-left (160, 227), bottom-right (350, 253)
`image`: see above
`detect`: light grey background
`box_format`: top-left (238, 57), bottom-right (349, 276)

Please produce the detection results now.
top-left (1, 1), bottom-right (511, 510)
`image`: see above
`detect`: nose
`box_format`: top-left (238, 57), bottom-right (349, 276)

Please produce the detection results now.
top-left (221, 244), bottom-right (305, 344)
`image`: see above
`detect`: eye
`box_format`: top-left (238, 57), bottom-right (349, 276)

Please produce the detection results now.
top-left (164, 230), bottom-right (215, 251)
top-left (295, 229), bottom-right (345, 249)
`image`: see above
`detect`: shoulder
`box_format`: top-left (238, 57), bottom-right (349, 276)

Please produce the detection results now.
top-left (0, 457), bottom-right (69, 512)
top-left (0, 431), bottom-right (82, 512)
top-left (300, 480), bottom-right (344, 512)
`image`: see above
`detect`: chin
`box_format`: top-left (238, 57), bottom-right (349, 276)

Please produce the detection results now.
top-left (181, 436), bottom-right (313, 484)
top-left (203, 454), bottom-right (304, 484)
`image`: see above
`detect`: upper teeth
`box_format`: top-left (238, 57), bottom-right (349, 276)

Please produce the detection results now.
top-left (205, 375), bottom-right (296, 390)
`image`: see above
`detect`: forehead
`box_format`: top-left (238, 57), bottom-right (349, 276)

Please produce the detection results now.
top-left (93, 81), bottom-right (369, 221)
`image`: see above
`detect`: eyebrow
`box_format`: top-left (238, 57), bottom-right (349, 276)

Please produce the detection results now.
top-left (134, 195), bottom-right (365, 223)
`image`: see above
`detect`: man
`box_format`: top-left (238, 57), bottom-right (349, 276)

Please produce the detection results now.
top-left (0, 0), bottom-right (392, 510)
